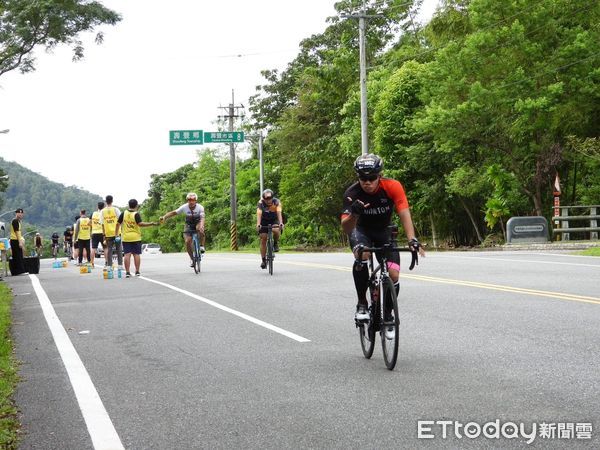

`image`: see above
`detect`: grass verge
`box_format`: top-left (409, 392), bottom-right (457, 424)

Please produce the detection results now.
top-left (0, 282), bottom-right (19, 448)
top-left (579, 247), bottom-right (600, 256)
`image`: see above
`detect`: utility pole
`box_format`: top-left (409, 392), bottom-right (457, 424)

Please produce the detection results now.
top-left (217, 89), bottom-right (245, 250)
top-left (342, 9), bottom-right (382, 155)
top-left (258, 132), bottom-right (264, 194)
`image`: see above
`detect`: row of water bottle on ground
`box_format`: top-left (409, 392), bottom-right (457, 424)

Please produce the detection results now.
top-left (52, 259), bottom-right (123, 279)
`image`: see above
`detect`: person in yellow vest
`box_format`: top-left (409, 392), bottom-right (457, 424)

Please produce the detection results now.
top-left (90, 201), bottom-right (105, 268)
top-left (115, 199), bottom-right (158, 277)
top-left (9, 208), bottom-right (26, 275)
top-left (74, 209), bottom-right (92, 265)
top-left (100, 195), bottom-right (123, 269)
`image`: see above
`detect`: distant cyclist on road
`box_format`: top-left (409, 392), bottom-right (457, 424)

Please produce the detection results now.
top-left (33, 232), bottom-right (43, 257)
top-left (51, 231), bottom-right (60, 259)
top-left (341, 154), bottom-right (424, 322)
top-left (256, 189), bottom-right (283, 269)
top-left (159, 192), bottom-right (206, 267)
top-left (63, 226), bottom-right (74, 259)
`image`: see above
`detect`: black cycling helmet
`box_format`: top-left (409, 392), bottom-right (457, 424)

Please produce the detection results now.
top-left (354, 153), bottom-right (383, 177)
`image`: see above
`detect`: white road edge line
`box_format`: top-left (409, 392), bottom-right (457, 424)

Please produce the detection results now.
top-left (140, 276), bottom-right (310, 343)
top-left (29, 275), bottom-right (124, 450)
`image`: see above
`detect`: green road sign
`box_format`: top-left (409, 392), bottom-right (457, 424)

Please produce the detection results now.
top-left (203, 131), bottom-right (244, 143)
top-left (169, 130), bottom-right (203, 145)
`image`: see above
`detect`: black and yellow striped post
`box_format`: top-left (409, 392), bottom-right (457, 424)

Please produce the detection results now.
top-left (230, 221), bottom-right (238, 251)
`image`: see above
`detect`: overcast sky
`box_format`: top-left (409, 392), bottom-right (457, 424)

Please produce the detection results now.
top-left (0, 0), bottom-right (438, 205)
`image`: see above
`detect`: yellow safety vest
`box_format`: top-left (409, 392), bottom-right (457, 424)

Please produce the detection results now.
top-left (122, 210), bottom-right (141, 242)
top-left (91, 211), bottom-right (103, 234)
top-left (103, 207), bottom-right (118, 237)
top-left (78, 217), bottom-right (91, 240)
top-left (9, 219), bottom-right (21, 240)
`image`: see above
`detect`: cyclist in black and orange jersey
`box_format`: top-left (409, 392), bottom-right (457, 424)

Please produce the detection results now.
top-left (256, 189), bottom-right (283, 269)
top-left (341, 153), bottom-right (425, 322)
top-left (90, 201), bottom-right (105, 268)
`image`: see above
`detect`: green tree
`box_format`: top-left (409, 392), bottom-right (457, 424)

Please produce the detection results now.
top-left (0, 0), bottom-right (121, 77)
top-left (417, 0), bottom-right (600, 217)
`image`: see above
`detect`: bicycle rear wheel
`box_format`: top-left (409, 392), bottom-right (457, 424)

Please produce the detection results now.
top-left (359, 284), bottom-right (377, 358)
top-left (380, 277), bottom-right (399, 370)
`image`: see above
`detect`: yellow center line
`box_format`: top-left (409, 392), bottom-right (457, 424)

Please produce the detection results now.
top-left (210, 257), bottom-right (600, 306)
top-left (402, 274), bottom-right (600, 305)
top-left (277, 261), bottom-right (600, 306)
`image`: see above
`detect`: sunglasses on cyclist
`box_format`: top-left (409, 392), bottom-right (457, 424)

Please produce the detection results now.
top-left (263, 196), bottom-right (273, 201)
top-left (358, 174), bottom-right (379, 182)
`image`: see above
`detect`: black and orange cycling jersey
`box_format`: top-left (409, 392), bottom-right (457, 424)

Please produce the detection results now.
top-left (257, 197), bottom-right (282, 225)
top-left (341, 178), bottom-right (409, 231)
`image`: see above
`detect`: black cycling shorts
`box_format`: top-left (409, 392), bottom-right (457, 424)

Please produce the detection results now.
top-left (258, 222), bottom-right (279, 235)
top-left (349, 227), bottom-right (400, 267)
top-left (183, 222), bottom-right (202, 236)
top-left (91, 233), bottom-right (104, 249)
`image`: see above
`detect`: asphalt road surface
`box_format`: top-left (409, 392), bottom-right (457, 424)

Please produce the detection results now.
top-left (7, 250), bottom-right (599, 449)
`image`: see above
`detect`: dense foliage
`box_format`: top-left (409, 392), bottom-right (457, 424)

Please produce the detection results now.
top-left (0, 0), bottom-right (121, 77)
top-left (141, 0), bottom-right (599, 250)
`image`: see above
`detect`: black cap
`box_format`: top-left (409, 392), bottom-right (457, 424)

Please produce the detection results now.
top-left (15, 208), bottom-right (23, 213)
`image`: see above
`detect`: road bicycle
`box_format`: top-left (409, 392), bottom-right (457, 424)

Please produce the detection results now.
top-left (64, 242), bottom-right (73, 260)
top-left (190, 230), bottom-right (202, 274)
top-left (51, 242), bottom-right (60, 259)
top-left (355, 226), bottom-right (418, 370)
top-left (265, 224), bottom-right (280, 275)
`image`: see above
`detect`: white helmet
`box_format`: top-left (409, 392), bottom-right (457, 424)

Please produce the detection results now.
top-left (186, 192), bottom-right (198, 200)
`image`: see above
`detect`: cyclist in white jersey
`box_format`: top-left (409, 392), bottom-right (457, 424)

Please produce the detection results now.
top-left (159, 192), bottom-right (206, 267)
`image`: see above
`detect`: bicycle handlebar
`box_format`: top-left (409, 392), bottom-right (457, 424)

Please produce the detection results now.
top-left (357, 244), bottom-right (419, 270)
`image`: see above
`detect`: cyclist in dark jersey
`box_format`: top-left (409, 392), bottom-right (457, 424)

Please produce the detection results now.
top-left (341, 153), bottom-right (424, 322)
top-left (256, 189), bottom-right (283, 269)
top-left (51, 232), bottom-right (60, 259)
top-left (63, 226), bottom-right (74, 258)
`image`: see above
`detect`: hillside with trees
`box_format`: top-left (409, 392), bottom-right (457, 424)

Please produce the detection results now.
top-left (0, 158), bottom-right (103, 238)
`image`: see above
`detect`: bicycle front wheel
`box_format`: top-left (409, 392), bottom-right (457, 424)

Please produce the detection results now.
top-left (359, 285), bottom-right (377, 358)
top-left (380, 277), bottom-right (399, 370)
top-left (195, 253), bottom-right (201, 274)
top-left (267, 233), bottom-right (274, 275)
top-left (193, 239), bottom-right (201, 274)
